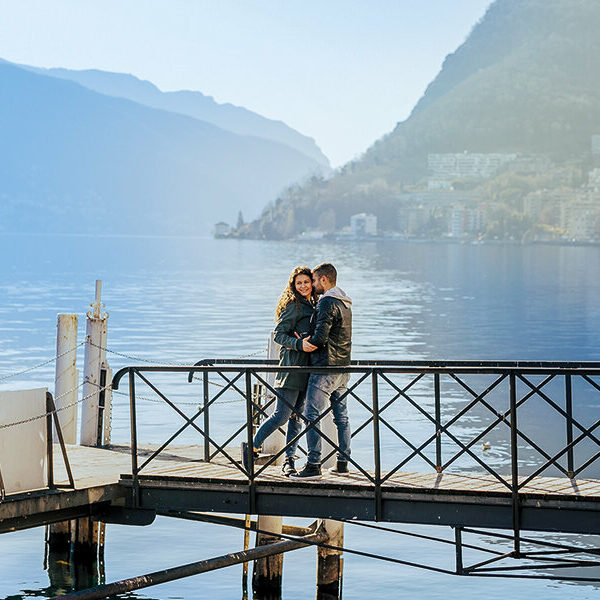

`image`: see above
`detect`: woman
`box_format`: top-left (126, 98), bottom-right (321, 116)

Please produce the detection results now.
top-left (242, 266), bottom-right (315, 476)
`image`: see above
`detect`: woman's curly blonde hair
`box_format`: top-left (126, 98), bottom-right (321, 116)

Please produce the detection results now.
top-left (275, 266), bottom-right (314, 320)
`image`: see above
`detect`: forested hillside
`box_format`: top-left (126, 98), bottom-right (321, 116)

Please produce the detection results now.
top-left (241, 0), bottom-right (600, 239)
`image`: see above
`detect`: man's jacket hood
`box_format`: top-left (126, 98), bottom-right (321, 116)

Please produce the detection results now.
top-left (320, 286), bottom-right (352, 308)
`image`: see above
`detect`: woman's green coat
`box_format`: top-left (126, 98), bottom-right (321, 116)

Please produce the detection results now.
top-left (273, 298), bottom-right (314, 390)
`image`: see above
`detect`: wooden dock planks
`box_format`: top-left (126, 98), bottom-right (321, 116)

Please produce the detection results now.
top-left (35, 443), bottom-right (600, 498)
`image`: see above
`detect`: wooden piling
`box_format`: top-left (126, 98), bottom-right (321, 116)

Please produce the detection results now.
top-left (48, 313), bottom-right (78, 552)
top-left (252, 515), bottom-right (284, 593)
top-left (46, 520), bottom-right (72, 552)
top-left (317, 520), bottom-right (344, 598)
top-left (45, 531), bottom-right (74, 592)
top-left (71, 283), bottom-right (109, 570)
top-left (252, 333), bottom-right (285, 595)
top-left (72, 516), bottom-right (100, 561)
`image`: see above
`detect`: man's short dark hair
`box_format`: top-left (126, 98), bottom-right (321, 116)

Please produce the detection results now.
top-left (313, 262), bottom-right (337, 285)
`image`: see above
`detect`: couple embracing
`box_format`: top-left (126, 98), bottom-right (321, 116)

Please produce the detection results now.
top-left (243, 262), bottom-right (352, 480)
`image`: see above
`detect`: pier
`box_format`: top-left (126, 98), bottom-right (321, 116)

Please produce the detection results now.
top-left (3, 359), bottom-right (600, 593)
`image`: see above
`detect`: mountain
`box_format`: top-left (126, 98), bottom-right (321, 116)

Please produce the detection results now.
top-left (28, 66), bottom-right (330, 169)
top-left (243, 0), bottom-right (600, 239)
top-left (0, 61), bottom-right (325, 234)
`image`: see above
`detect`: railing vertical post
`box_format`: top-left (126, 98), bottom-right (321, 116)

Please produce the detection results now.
top-left (454, 526), bottom-right (464, 575)
top-left (434, 373), bottom-right (442, 472)
top-left (509, 372), bottom-right (520, 556)
top-left (203, 371), bottom-right (210, 462)
top-left (129, 368), bottom-right (139, 507)
top-left (565, 374), bottom-right (574, 478)
top-left (46, 392), bottom-right (54, 489)
top-left (245, 369), bottom-right (256, 513)
top-left (372, 369), bottom-right (382, 521)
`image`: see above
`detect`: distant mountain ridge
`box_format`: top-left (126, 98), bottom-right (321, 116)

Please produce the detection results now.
top-left (0, 60), bottom-right (325, 234)
top-left (26, 65), bottom-right (330, 169)
top-left (242, 0), bottom-right (600, 239)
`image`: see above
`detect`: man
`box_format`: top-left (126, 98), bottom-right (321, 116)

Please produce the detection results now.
top-left (291, 262), bottom-right (352, 480)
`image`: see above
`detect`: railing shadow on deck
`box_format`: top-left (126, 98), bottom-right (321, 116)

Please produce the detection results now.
top-left (111, 360), bottom-right (600, 524)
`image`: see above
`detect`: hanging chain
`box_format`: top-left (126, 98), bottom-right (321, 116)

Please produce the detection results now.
top-left (89, 341), bottom-right (267, 389)
top-left (0, 380), bottom-right (100, 430)
top-left (0, 340), bottom-right (86, 383)
top-left (0, 340), bottom-right (269, 420)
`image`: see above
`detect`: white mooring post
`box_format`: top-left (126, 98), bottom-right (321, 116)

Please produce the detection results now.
top-left (72, 281), bottom-right (109, 563)
top-left (48, 314), bottom-right (79, 551)
top-left (253, 333), bottom-right (285, 594)
top-left (80, 280), bottom-right (109, 447)
top-left (54, 314), bottom-right (79, 444)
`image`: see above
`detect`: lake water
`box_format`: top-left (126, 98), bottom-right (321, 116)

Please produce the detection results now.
top-left (1, 234), bottom-right (600, 599)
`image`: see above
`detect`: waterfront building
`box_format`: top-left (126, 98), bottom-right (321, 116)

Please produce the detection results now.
top-left (524, 189), bottom-right (572, 228)
top-left (213, 222), bottom-right (231, 238)
top-left (560, 192), bottom-right (600, 241)
top-left (448, 205), bottom-right (486, 237)
top-left (350, 213), bottom-right (377, 236)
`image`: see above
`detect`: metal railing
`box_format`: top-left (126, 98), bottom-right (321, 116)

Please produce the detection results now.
top-left (112, 360), bottom-right (600, 541)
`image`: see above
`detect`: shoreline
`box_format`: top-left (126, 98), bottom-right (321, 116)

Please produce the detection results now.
top-left (216, 235), bottom-right (600, 248)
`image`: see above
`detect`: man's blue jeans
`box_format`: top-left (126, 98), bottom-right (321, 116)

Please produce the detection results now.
top-left (304, 372), bottom-right (351, 465)
top-left (253, 387), bottom-right (305, 458)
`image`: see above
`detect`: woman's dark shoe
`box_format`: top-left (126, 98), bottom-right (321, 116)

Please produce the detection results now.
top-left (282, 457), bottom-right (297, 476)
top-left (290, 462), bottom-right (322, 480)
top-left (241, 442), bottom-right (258, 472)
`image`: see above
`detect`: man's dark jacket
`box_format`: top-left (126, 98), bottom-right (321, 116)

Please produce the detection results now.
top-left (309, 287), bottom-right (352, 366)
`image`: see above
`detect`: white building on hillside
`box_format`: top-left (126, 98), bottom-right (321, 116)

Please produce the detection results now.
top-left (350, 213), bottom-right (377, 236)
top-left (428, 152), bottom-right (518, 189)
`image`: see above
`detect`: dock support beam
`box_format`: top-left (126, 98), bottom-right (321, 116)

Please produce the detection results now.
top-left (317, 519), bottom-right (344, 599)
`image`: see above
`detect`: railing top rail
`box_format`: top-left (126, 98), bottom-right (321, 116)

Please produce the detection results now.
top-left (192, 358), bottom-right (600, 368)
top-left (111, 361), bottom-right (600, 389)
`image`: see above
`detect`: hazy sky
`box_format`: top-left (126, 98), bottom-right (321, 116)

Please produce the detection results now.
top-left (0, 0), bottom-right (491, 166)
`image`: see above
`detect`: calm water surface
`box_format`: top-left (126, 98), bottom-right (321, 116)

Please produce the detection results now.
top-left (1, 234), bottom-right (600, 599)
